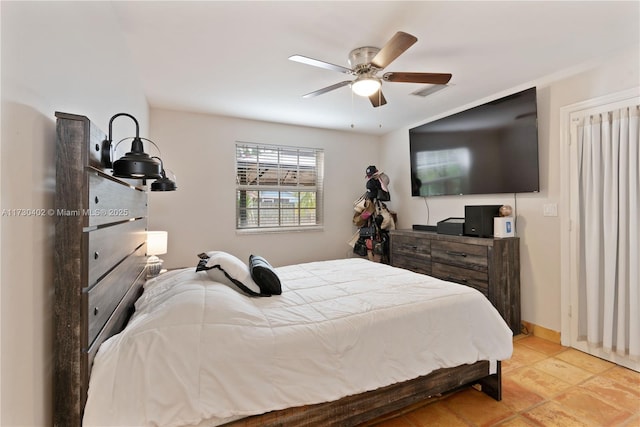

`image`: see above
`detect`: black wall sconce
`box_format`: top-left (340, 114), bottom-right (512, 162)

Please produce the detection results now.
top-left (151, 157), bottom-right (177, 192)
top-left (101, 113), bottom-right (176, 191)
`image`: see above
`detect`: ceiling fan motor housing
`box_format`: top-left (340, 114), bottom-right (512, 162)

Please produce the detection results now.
top-left (348, 47), bottom-right (381, 72)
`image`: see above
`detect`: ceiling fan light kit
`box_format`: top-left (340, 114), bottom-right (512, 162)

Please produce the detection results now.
top-left (351, 76), bottom-right (381, 97)
top-left (290, 31), bottom-right (452, 108)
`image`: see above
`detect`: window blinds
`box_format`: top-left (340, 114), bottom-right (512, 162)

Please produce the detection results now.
top-left (236, 142), bottom-right (324, 229)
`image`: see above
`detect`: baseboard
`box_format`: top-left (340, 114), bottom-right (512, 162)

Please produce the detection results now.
top-left (521, 321), bottom-right (561, 344)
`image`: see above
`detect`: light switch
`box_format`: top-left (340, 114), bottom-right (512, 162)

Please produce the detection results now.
top-left (543, 203), bottom-right (558, 217)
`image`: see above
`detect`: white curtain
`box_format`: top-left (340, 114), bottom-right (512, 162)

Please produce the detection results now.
top-left (577, 105), bottom-right (639, 360)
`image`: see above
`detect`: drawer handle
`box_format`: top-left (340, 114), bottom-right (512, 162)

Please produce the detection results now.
top-left (447, 276), bottom-right (468, 283)
top-left (411, 245), bottom-right (418, 250)
top-left (446, 251), bottom-right (467, 257)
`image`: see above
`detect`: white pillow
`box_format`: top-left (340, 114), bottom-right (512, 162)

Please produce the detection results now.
top-left (196, 251), bottom-right (263, 296)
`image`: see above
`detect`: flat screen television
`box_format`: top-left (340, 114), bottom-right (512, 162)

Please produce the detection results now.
top-left (409, 87), bottom-right (539, 197)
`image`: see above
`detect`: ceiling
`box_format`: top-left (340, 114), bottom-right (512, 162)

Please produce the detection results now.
top-left (111, 1), bottom-right (639, 135)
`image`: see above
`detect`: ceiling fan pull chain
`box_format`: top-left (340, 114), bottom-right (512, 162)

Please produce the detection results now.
top-left (378, 90), bottom-right (382, 128)
top-left (351, 88), bottom-right (355, 129)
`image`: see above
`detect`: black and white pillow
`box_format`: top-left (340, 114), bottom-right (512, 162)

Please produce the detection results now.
top-left (196, 251), bottom-right (267, 297)
top-left (249, 255), bottom-right (282, 295)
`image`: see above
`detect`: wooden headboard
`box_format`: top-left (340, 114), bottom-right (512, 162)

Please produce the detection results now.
top-left (53, 112), bottom-right (149, 426)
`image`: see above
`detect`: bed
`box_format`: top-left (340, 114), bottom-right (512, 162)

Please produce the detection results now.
top-left (53, 112), bottom-right (513, 427)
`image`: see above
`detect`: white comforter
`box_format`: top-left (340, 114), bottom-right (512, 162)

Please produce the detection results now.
top-left (84, 258), bottom-right (512, 427)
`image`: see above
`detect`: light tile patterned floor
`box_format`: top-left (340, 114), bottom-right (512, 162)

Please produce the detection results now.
top-left (366, 335), bottom-right (640, 427)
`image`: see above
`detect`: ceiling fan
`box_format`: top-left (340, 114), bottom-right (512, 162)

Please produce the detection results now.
top-left (289, 31), bottom-right (452, 108)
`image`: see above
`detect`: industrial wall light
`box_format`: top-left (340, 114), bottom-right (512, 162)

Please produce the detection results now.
top-left (101, 113), bottom-right (162, 179)
top-left (150, 157), bottom-right (177, 192)
top-left (101, 113), bottom-right (177, 191)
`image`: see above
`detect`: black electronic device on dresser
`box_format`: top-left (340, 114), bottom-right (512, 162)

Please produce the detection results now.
top-left (389, 229), bottom-right (521, 334)
top-left (464, 205), bottom-right (501, 237)
top-left (436, 217), bottom-right (465, 236)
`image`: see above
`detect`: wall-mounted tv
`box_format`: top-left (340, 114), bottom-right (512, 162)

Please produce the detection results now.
top-left (409, 87), bottom-right (539, 197)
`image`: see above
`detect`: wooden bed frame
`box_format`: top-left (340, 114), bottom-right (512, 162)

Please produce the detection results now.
top-left (53, 112), bottom-right (502, 427)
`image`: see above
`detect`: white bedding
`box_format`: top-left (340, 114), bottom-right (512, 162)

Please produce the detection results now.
top-left (84, 258), bottom-right (512, 427)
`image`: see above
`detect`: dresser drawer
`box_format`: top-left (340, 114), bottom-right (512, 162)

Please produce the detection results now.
top-left (432, 262), bottom-right (489, 296)
top-left (391, 235), bottom-right (430, 260)
top-left (391, 234), bottom-right (431, 274)
top-left (431, 241), bottom-right (487, 271)
top-left (393, 256), bottom-right (431, 275)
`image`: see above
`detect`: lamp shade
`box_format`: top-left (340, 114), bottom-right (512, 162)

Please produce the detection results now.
top-left (151, 169), bottom-right (177, 191)
top-left (151, 177), bottom-right (177, 191)
top-left (104, 113), bottom-right (163, 179)
top-left (352, 76), bottom-right (381, 97)
top-left (113, 137), bottom-right (162, 179)
top-left (147, 231), bottom-right (168, 256)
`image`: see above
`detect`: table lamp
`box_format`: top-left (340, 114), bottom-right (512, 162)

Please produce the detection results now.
top-left (146, 231), bottom-right (168, 278)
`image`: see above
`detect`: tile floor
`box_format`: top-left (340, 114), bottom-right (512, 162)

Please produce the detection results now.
top-left (367, 335), bottom-right (640, 427)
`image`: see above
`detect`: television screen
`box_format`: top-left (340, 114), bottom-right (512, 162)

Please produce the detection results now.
top-left (409, 87), bottom-right (539, 197)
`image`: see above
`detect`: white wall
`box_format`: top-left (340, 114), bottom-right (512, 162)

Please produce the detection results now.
top-left (1, 2), bottom-right (148, 425)
top-left (148, 108), bottom-right (380, 269)
top-left (381, 47), bottom-right (640, 333)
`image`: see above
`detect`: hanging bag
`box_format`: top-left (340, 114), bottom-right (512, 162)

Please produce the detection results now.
top-left (376, 173), bottom-right (391, 201)
top-left (376, 188), bottom-right (390, 201)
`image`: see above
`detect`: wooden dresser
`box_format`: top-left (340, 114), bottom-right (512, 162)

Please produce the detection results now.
top-left (390, 229), bottom-right (521, 334)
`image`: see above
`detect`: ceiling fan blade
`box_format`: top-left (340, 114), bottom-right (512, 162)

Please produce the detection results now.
top-left (369, 90), bottom-right (387, 108)
top-left (302, 80), bottom-right (352, 98)
top-left (370, 31), bottom-right (418, 69)
top-left (289, 55), bottom-right (353, 75)
top-left (383, 72), bottom-right (452, 85)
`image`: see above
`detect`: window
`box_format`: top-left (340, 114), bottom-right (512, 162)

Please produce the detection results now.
top-left (236, 142), bottom-right (324, 230)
